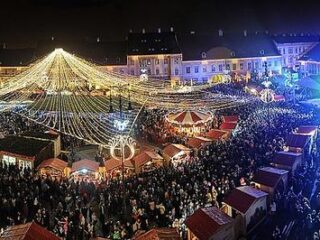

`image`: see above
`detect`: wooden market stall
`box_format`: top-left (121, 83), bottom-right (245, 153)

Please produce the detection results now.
top-left (204, 129), bottom-right (230, 141)
top-left (0, 222), bottom-right (60, 240)
top-left (220, 122), bottom-right (238, 131)
top-left (165, 110), bottom-right (213, 136)
top-left (70, 159), bottom-right (102, 182)
top-left (186, 136), bottom-right (212, 151)
top-left (252, 167), bottom-right (289, 197)
top-left (104, 158), bottom-right (135, 178)
top-left (162, 144), bottom-right (191, 166)
top-left (271, 151), bottom-right (302, 174)
top-left (133, 151), bottom-right (164, 174)
top-left (222, 186), bottom-right (268, 237)
top-left (185, 206), bottom-right (235, 240)
top-left (285, 133), bottom-right (311, 157)
top-left (0, 136), bottom-right (54, 171)
top-left (222, 115), bottom-right (239, 123)
top-left (37, 158), bottom-right (68, 179)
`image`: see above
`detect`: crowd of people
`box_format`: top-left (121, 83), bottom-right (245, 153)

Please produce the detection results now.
top-left (0, 86), bottom-right (319, 239)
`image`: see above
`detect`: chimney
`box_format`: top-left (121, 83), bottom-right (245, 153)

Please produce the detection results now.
top-left (218, 29), bottom-right (223, 37)
top-left (170, 27), bottom-right (174, 32)
top-left (129, 29), bottom-right (133, 33)
top-left (243, 30), bottom-right (247, 37)
top-left (158, 28), bottom-right (161, 33)
top-left (142, 28), bottom-right (146, 34)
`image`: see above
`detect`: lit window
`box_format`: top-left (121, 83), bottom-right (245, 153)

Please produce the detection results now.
top-left (240, 63), bottom-right (244, 70)
top-left (232, 64), bottom-right (236, 70)
top-left (226, 64), bottom-right (230, 70)
top-left (155, 59), bottom-right (160, 65)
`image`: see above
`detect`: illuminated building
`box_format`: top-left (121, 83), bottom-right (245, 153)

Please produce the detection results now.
top-left (273, 33), bottom-right (319, 68)
top-left (298, 43), bottom-right (320, 75)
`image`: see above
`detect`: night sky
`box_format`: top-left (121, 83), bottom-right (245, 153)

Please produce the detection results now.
top-left (1, 0), bottom-right (320, 47)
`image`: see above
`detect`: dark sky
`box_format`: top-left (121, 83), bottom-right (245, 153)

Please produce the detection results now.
top-left (1, 0), bottom-right (320, 47)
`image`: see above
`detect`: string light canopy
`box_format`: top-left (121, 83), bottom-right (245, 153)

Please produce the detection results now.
top-left (0, 48), bottom-right (251, 146)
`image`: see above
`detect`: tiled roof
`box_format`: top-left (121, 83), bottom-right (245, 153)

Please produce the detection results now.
top-left (37, 158), bottom-right (67, 172)
top-left (273, 34), bottom-right (320, 44)
top-left (104, 158), bottom-right (134, 172)
top-left (71, 159), bottom-right (99, 173)
top-left (185, 207), bottom-right (233, 240)
top-left (0, 48), bottom-right (35, 66)
top-left (299, 43), bottom-right (320, 62)
top-left (0, 222), bottom-right (60, 240)
top-left (286, 133), bottom-right (310, 148)
top-left (127, 32), bottom-right (181, 55)
top-left (134, 228), bottom-right (181, 240)
top-left (223, 186), bottom-right (268, 214)
top-left (253, 167), bottom-right (288, 188)
top-left (179, 32), bottom-right (281, 61)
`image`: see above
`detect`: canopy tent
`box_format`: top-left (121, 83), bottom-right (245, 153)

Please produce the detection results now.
top-left (166, 110), bottom-right (212, 126)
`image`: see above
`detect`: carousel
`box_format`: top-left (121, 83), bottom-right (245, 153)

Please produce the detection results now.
top-left (165, 110), bottom-right (213, 136)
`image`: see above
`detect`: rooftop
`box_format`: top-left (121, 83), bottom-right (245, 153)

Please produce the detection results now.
top-left (299, 43), bottom-right (320, 62)
top-left (185, 206), bottom-right (234, 240)
top-left (272, 34), bottom-right (320, 44)
top-left (253, 167), bottom-right (288, 188)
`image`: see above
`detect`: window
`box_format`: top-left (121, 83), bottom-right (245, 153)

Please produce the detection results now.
top-left (130, 70), bottom-right (135, 75)
top-left (295, 48), bottom-right (298, 54)
top-left (299, 47), bottom-right (302, 53)
top-left (2, 155), bottom-right (16, 166)
top-left (174, 57), bottom-right (180, 64)
top-left (155, 59), bottom-right (160, 65)
top-left (232, 64), bottom-right (236, 70)
top-left (288, 48), bottom-right (293, 54)
top-left (147, 59), bottom-right (151, 65)
top-left (218, 64), bottom-right (223, 72)
top-left (202, 77), bottom-right (208, 82)
top-left (240, 63), bottom-right (244, 70)
top-left (175, 68), bottom-right (179, 75)
top-left (164, 67), bottom-right (168, 74)
top-left (129, 59), bottom-right (134, 65)
top-left (274, 60), bottom-right (278, 66)
top-left (186, 67), bottom-right (191, 74)
top-left (164, 58), bottom-right (168, 64)
top-left (226, 64), bottom-right (230, 70)
top-left (254, 62), bottom-right (258, 69)
top-left (283, 48), bottom-right (286, 54)
top-left (19, 160), bottom-right (32, 170)
top-left (203, 67), bottom-right (207, 73)
top-left (211, 65), bottom-right (216, 72)
top-left (260, 50), bottom-right (265, 55)
top-left (268, 61), bottom-right (272, 67)
top-left (194, 66), bottom-right (199, 73)
top-left (201, 52), bottom-right (207, 59)
top-left (156, 69), bottom-right (160, 75)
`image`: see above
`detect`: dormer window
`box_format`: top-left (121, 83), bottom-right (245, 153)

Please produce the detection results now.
top-left (260, 50), bottom-right (265, 55)
top-left (141, 39), bottom-right (147, 43)
top-left (230, 51), bottom-right (235, 57)
top-left (201, 52), bottom-right (207, 59)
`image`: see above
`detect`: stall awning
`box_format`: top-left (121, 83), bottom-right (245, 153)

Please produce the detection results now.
top-left (166, 110), bottom-right (212, 126)
top-left (71, 159), bottom-right (99, 173)
top-left (0, 222), bottom-right (60, 240)
top-left (37, 158), bottom-right (67, 172)
top-left (223, 186), bottom-right (268, 214)
top-left (185, 207), bottom-right (233, 240)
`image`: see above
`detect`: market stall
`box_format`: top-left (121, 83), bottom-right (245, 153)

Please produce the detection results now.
top-left (162, 144), bottom-right (191, 166)
top-left (104, 158), bottom-right (135, 178)
top-left (37, 158), bottom-right (68, 179)
top-left (133, 151), bottom-right (164, 174)
top-left (165, 110), bottom-right (213, 136)
top-left (70, 159), bottom-right (102, 182)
